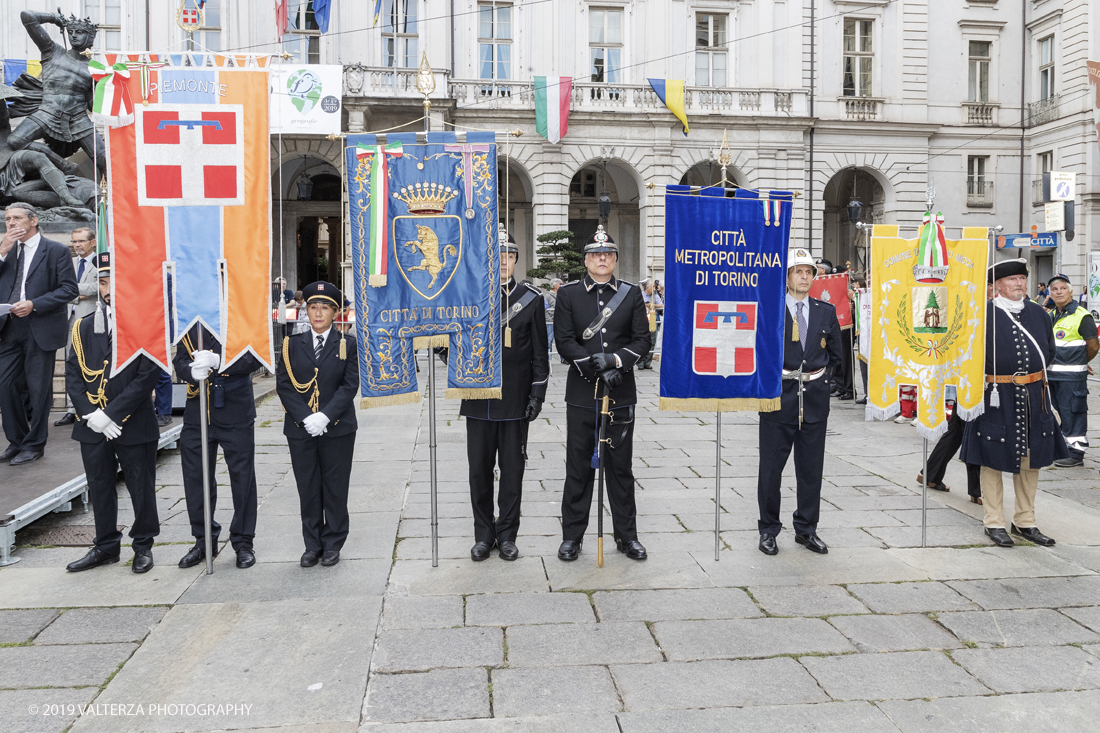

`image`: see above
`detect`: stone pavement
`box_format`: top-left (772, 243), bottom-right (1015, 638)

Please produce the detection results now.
top-left (3, 363), bottom-right (1100, 732)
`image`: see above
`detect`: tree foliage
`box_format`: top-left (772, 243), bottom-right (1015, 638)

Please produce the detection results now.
top-left (526, 230), bottom-right (586, 283)
top-left (925, 290), bottom-right (940, 310)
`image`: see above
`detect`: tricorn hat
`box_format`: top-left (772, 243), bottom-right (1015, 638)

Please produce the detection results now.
top-left (987, 258), bottom-right (1029, 284)
top-left (583, 224), bottom-right (617, 254)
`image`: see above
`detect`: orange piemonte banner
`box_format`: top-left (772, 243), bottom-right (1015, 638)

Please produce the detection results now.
top-left (105, 54), bottom-right (272, 374)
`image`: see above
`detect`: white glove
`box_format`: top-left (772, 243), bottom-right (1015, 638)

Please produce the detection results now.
top-left (191, 363), bottom-right (212, 381)
top-left (302, 412), bottom-right (330, 437)
top-left (85, 409), bottom-right (112, 434)
top-left (190, 350), bottom-right (219, 381)
top-left (102, 420), bottom-right (122, 440)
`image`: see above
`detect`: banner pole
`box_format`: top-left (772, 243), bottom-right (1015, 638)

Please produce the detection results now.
top-left (922, 437), bottom-right (929, 548)
top-left (428, 350), bottom-right (439, 567)
top-left (715, 409), bottom-right (721, 562)
top-left (197, 329), bottom-right (214, 575)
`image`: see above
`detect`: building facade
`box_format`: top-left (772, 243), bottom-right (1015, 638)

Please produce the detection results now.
top-left (3, 0), bottom-right (1097, 290)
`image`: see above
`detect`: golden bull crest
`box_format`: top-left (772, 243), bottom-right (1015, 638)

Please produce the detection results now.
top-left (392, 216), bottom-right (463, 300)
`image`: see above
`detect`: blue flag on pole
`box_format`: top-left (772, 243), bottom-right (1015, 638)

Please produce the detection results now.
top-left (658, 187), bottom-right (792, 412)
top-left (313, 0), bottom-right (331, 33)
top-left (346, 131), bottom-right (502, 408)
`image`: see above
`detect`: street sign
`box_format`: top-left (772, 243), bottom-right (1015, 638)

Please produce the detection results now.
top-left (996, 232), bottom-right (1058, 249)
top-left (1050, 171), bottom-right (1076, 201)
top-left (1046, 201), bottom-right (1065, 231)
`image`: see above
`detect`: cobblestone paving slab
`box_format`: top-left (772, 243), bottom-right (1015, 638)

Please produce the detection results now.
top-left (611, 658), bottom-right (828, 710)
top-left (951, 645), bottom-right (1100, 693)
top-left (847, 581), bottom-right (981, 613)
top-left (593, 588), bottom-right (762, 621)
top-left (358, 713), bottom-right (622, 732)
top-left (380, 595), bottom-right (465, 630)
top-left (389, 558), bottom-right (550, 595)
top-left (372, 627), bottom-right (503, 672)
top-left (0, 564), bottom-right (202, 609)
top-left (33, 607), bottom-right (167, 644)
top-left (364, 668), bottom-right (490, 723)
top-left (877, 689), bottom-right (1100, 732)
top-left (945, 575), bottom-right (1100, 609)
top-left (545, 551), bottom-right (715, 591)
top-left (491, 667), bottom-right (621, 717)
top-left (465, 592), bottom-right (595, 626)
top-left (0, 688), bottom-right (100, 733)
top-left (506, 621), bottom-right (662, 667)
top-left (935, 609), bottom-right (1100, 647)
top-left (800, 650), bottom-right (989, 701)
top-left (698, 547), bottom-right (929, 586)
top-left (654, 617), bottom-right (856, 660)
top-left (0, 643), bottom-right (137, 688)
top-left (748, 584), bottom-right (870, 616)
top-left (0, 609), bottom-right (59, 643)
top-left (828, 613), bottom-right (964, 652)
top-left (888, 546), bottom-right (1094, 580)
top-left (615, 701), bottom-right (901, 733)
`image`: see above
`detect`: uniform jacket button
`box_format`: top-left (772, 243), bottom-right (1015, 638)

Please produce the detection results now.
top-left (603, 342), bottom-right (609, 347)
top-left (602, 328), bottom-right (607, 333)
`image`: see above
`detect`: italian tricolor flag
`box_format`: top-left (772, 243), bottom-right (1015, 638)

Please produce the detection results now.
top-left (356, 141), bottom-right (403, 287)
top-left (534, 76), bottom-right (572, 145)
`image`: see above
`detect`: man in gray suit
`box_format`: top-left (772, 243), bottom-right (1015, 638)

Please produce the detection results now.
top-left (55, 227), bottom-right (99, 427)
top-left (0, 202), bottom-right (79, 464)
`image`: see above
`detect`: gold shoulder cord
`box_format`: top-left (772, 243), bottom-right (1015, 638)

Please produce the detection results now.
top-left (181, 333), bottom-right (201, 399)
top-left (72, 319), bottom-right (108, 408)
top-left (282, 336), bottom-right (319, 413)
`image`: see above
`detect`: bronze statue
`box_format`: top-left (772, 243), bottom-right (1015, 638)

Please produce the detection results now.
top-left (8, 11), bottom-right (106, 183)
top-left (1, 83), bottom-right (88, 209)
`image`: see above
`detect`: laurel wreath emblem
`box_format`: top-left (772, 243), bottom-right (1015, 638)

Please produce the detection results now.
top-left (896, 292), bottom-right (966, 359)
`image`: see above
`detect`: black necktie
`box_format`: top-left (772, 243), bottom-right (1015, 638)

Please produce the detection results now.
top-left (77, 257), bottom-right (87, 281)
top-left (10, 243), bottom-right (24, 301)
top-left (315, 334), bottom-right (324, 359)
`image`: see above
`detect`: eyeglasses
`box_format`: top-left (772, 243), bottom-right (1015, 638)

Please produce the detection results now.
top-left (72, 239), bottom-right (93, 244)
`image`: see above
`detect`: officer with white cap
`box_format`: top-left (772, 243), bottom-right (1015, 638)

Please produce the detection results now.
top-left (756, 248), bottom-right (844, 556)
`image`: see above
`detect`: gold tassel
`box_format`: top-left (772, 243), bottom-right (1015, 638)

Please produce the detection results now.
top-left (445, 387), bottom-right (502, 400)
top-left (339, 335), bottom-right (347, 361)
top-left (360, 392), bottom-right (421, 409)
top-left (368, 274), bottom-right (387, 287)
top-left (504, 327), bottom-right (512, 348)
top-left (413, 335), bottom-right (449, 349)
top-left (791, 321), bottom-right (799, 342)
top-left (658, 396), bottom-right (783, 413)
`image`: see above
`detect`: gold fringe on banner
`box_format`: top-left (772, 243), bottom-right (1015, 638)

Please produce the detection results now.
top-left (659, 396), bottom-right (782, 413)
top-left (413, 335), bottom-right (449, 349)
top-left (368, 274), bottom-right (387, 287)
top-left (360, 393), bottom-right (421, 409)
top-left (445, 387), bottom-right (502, 400)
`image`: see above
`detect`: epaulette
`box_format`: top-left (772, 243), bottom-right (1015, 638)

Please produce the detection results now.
top-left (560, 280), bottom-right (580, 287)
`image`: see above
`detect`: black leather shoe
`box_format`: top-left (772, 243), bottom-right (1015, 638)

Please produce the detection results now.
top-left (557, 540), bottom-right (582, 561)
top-left (986, 527), bottom-right (1014, 547)
top-left (320, 550), bottom-right (340, 566)
top-left (471, 541), bottom-right (493, 561)
top-left (301, 550), bottom-right (321, 567)
top-left (54, 412), bottom-right (77, 426)
top-left (178, 542), bottom-right (219, 568)
top-left (236, 548), bottom-right (256, 568)
top-left (759, 533), bottom-right (778, 556)
top-left (157, 414), bottom-right (173, 427)
top-left (855, 397), bottom-right (867, 405)
top-left (615, 538), bottom-right (648, 560)
top-left (132, 550), bottom-right (154, 574)
top-left (498, 541), bottom-right (519, 561)
top-left (10, 450), bottom-right (43, 466)
top-left (1011, 524), bottom-right (1055, 546)
top-left (795, 533), bottom-right (829, 554)
top-left (0, 446), bottom-right (19, 462)
top-left (66, 547), bottom-right (120, 572)
top-left (1053, 457), bottom-right (1084, 468)
top-left (837, 392), bottom-right (853, 401)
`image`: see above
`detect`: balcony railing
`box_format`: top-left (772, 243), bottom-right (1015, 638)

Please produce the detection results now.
top-left (967, 178), bottom-right (994, 208)
top-left (1028, 94), bottom-right (1060, 127)
top-left (841, 97), bottom-right (882, 120)
top-left (1032, 178), bottom-right (1046, 206)
top-left (963, 102), bottom-right (997, 126)
top-left (340, 67), bottom-right (808, 118)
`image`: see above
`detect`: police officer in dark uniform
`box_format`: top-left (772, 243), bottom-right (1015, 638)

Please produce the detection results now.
top-left (961, 259), bottom-right (1068, 547)
top-left (173, 324), bottom-right (262, 569)
top-left (757, 249), bottom-right (844, 556)
top-left (460, 225), bottom-right (549, 562)
top-left (276, 281), bottom-right (360, 567)
top-left (64, 253), bottom-right (162, 573)
top-left (1046, 274), bottom-right (1098, 467)
top-left (555, 225), bottom-right (651, 562)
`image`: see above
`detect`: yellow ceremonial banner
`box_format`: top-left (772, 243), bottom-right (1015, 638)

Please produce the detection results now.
top-left (868, 220), bottom-right (989, 439)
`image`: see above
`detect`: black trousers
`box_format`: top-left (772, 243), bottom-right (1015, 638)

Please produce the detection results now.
top-left (757, 418), bottom-right (826, 536)
top-left (81, 439), bottom-right (159, 553)
top-left (0, 317), bottom-right (56, 452)
top-left (925, 412), bottom-right (983, 498)
top-left (287, 432), bottom-right (355, 552)
top-left (466, 417), bottom-right (525, 543)
top-left (181, 421), bottom-right (258, 551)
top-left (1050, 380), bottom-right (1089, 458)
top-left (562, 404), bottom-right (638, 543)
top-left (835, 329), bottom-right (853, 395)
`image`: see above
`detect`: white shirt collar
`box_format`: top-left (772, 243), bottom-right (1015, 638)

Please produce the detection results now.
top-left (310, 326), bottom-right (332, 347)
top-left (786, 291), bottom-right (809, 320)
top-left (22, 232), bottom-right (41, 249)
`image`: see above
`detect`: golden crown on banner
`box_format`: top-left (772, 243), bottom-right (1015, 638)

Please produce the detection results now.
top-left (392, 182), bottom-right (459, 215)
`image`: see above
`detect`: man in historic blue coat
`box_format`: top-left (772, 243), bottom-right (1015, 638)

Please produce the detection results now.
top-left (961, 258), bottom-right (1068, 547)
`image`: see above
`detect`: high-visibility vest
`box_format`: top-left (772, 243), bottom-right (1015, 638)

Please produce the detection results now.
top-left (1049, 303), bottom-right (1091, 375)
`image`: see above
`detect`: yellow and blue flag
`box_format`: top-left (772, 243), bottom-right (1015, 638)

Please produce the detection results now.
top-left (3, 59), bottom-right (42, 85)
top-left (373, 0), bottom-right (383, 26)
top-left (647, 78), bottom-right (688, 136)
